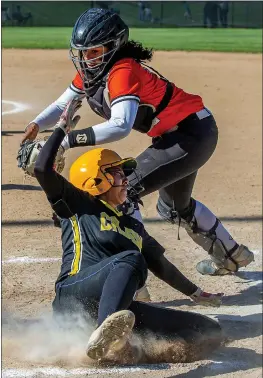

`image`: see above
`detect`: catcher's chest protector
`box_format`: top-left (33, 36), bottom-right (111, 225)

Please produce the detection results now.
top-left (86, 74), bottom-right (173, 134)
top-left (86, 76), bottom-right (111, 120)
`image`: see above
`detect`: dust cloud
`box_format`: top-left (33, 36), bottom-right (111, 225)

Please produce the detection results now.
top-left (2, 311), bottom-right (96, 367)
top-left (2, 309), bottom-right (221, 366)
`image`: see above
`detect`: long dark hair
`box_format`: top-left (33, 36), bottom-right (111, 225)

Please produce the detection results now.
top-left (114, 40), bottom-right (153, 63)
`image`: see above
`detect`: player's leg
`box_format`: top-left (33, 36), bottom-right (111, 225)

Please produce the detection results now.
top-left (128, 110), bottom-right (218, 197)
top-left (157, 179), bottom-right (254, 276)
top-left (86, 250), bottom-right (148, 360)
top-left (128, 113), bottom-right (254, 275)
top-left (53, 250), bottom-right (148, 360)
top-left (129, 301), bottom-right (222, 363)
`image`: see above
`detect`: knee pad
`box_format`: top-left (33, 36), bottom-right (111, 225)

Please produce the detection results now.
top-left (156, 197), bottom-right (181, 225)
top-left (156, 197), bottom-right (195, 226)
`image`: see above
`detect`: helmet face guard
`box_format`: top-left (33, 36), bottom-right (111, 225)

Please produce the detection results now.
top-left (69, 148), bottom-right (142, 197)
top-left (70, 8), bottom-right (129, 88)
top-left (100, 158), bottom-right (138, 189)
top-left (69, 36), bottom-right (123, 86)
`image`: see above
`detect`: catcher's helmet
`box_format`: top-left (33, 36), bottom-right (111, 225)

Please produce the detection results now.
top-left (69, 148), bottom-right (136, 196)
top-left (70, 8), bottom-right (129, 87)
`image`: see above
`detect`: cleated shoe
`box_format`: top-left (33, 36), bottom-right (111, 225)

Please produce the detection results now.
top-left (196, 259), bottom-right (232, 276)
top-left (86, 310), bottom-right (135, 360)
top-left (190, 287), bottom-right (224, 307)
top-left (196, 244), bottom-right (254, 276)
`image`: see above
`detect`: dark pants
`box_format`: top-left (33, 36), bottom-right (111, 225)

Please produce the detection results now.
top-left (130, 301), bottom-right (220, 338)
top-left (53, 250), bottom-right (148, 326)
top-left (219, 8), bottom-right (228, 27)
top-left (129, 112), bottom-right (218, 214)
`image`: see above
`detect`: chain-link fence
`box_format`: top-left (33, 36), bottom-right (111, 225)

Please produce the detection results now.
top-left (1, 1), bottom-right (262, 28)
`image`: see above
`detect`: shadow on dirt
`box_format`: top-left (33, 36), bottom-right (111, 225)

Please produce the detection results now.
top-left (167, 346), bottom-right (262, 377)
top-left (2, 130), bottom-right (52, 136)
top-left (2, 184), bottom-right (42, 191)
top-left (2, 217), bottom-right (263, 227)
top-left (143, 216), bottom-right (262, 224)
top-left (215, 313), bottom-right (262, 340)
top-left (154, 271), bottom-right (262, 308)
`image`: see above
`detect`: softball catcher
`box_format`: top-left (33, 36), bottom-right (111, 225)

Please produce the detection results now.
top-left (20, 8), bottom-right (254, 277)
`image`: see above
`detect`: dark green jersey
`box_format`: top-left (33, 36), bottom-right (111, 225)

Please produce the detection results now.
top-left (56, 189), bottom-right (145, 281)
top-left (34, 128), bottom-right (165, 284)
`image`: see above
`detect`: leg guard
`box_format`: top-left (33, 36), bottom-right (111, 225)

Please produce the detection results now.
top-left (185, 219), bottom-right (254, 272)
top-left (157, 197), bottom-right (254, 273)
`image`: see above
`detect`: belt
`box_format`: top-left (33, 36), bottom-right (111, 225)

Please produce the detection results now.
top-left (163, 108), bottom-right (212, 135)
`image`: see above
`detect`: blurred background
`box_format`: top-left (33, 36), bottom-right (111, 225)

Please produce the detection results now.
top-left (1, 1), bottom-right (262, 29)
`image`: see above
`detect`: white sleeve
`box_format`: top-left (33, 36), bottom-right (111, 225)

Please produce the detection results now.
top-left (30, 87), bottom-right (85, 132)
top-left (92, 99), bottom-right (139, 144)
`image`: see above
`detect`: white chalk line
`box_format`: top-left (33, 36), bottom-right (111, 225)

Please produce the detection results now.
top-left (2, 365), bottom-right (169, 377)
top-left (2, 100), bottom-right (30, 115)
top-left (2, 359), bottom-right (260, 378)
top-left (2, 256), bottom-right (60, 264)
top-left (209, 360), bottom-right (256, 371)
top-left (3, 246), bottom-right (261, 264)
top-left (193, 304), bottom-right (262, 320)
top-left (249, 249), bottom-right (261, 256)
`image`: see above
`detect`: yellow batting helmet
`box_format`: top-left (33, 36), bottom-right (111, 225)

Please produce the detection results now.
top-left (69, 148), bottom-right (137, 196)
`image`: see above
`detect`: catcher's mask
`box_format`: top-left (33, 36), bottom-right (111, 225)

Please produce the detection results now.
top-left (69, 148), bottom-right (137, 196)
top-left (69, 8), bottom-right (128, 88)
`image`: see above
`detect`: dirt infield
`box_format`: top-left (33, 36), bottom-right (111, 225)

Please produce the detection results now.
top-left (2, 49), bottom-right (262, 378)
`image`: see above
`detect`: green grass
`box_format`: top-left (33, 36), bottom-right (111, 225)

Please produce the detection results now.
top-left (2, 27), bottom-right (262, 53)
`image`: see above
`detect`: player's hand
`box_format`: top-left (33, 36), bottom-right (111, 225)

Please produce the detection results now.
top-left (190, 287), bottom-right (224, 307)
top-left (55, 99), bottom-right (82, 134)
top-left (21, 122), bottom-right (39, 144)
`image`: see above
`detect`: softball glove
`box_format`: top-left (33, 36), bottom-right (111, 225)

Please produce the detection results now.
top-left (17, 137), bottom-right (65, 177)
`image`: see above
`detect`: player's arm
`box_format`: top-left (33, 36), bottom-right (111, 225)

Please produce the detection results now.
top-left (21, 77), bottom-right (85, 144)
top-left (62, 99), bottom-right (139, 149)
top-left (141, 230), bottom-right (198, 296)
top-left (34, 100), bottom-right (83, 217)
top-left (62, 65), bottom-right (140, 150)
top-left (142, 229), bottom-right (223, 306)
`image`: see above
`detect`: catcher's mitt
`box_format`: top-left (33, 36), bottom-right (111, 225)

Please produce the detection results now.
top-left (17, 137), bottom-right (65, 177)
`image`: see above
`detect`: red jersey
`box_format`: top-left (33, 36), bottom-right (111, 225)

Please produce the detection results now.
top-left (72, 58), bottom-right (204, 137)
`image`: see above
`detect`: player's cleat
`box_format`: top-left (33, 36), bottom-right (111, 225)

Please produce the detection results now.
top-left (86, 310), bottom-right (135, 360)
top-left (196, 259), bottom-right (231, 276)
top-left (190, 287), bottom-right (223, 307)
top-left (196, 244), bottom-right (254, 276)
top-left (133, 285), bottom-right (151, 302)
